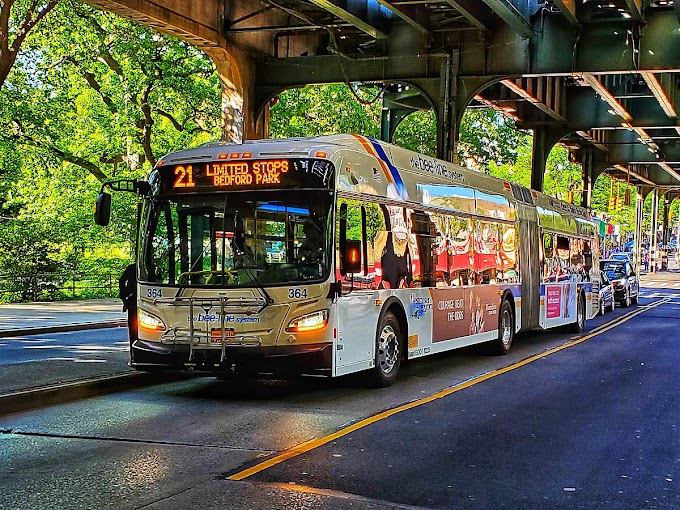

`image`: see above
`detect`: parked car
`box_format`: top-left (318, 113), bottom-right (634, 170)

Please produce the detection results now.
top-left (611, 252), bottom-right (634, 264)
top-left (600, 259), bottom-right (639, 307)
top-left (596, 270), bottom-right (615, 316)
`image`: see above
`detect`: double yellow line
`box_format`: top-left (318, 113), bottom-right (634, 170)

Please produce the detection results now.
top-left (228, 298), bottom-right (669, 481)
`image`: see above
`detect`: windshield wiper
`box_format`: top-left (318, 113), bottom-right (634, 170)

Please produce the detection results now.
top-left (174, 239), bottom-right (212, 298)
top-left (233, 210), bottom-right (274, 305)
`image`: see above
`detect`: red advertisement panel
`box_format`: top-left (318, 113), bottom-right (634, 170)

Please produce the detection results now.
top-left (431, 286), bottom-right (500, 342)
top-left (545, 285), bottom-right (562, 319)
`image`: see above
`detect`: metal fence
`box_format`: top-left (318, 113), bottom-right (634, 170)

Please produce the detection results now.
top-left (0, 272), bottom-right (119, 303)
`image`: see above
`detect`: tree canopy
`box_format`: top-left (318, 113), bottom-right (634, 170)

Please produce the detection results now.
top-left (0, 1), bottom-right (664, 302)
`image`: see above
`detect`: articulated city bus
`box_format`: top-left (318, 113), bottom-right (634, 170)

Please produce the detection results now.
top-left (95, 134), bottom-right (599, 386)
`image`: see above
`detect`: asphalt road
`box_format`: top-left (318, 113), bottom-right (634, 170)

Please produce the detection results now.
top-left (1, 293), bottom-right (679, 509)
top-left (0, 328), bottom-right (129, 366)
top-left (0, 328), bottom-right (132, 395)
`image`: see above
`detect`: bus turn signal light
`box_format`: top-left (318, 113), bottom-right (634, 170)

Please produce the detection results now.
top-left (286, 310), bottom-right (329, 333)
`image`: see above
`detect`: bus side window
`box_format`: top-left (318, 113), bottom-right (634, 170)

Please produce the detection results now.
top-left (336, 199), bottom-right (386, 291)
top-left (499, 223), bottom-right (518, 283)
top-left (449, 217), bottom-right (472, 286)
top-left (473, 220), bottom-right (498, 284)
top-left (411, 210), bottom-right (435, 287)
top-left (556, 236), bottom-right (571, 279)
top-left (375, 204), bottom-right (412, 289)
top-left (542, 232), bottom-right (556, 282)
top-left (569, 238), bottom-right (586, 281)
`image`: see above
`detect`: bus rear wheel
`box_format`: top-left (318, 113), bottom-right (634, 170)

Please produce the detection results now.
top-left (368, 310), bottom-right (402, 387)
top-left (571, 293), bottom-right (586, 333)
top-left (488, 299), bottom-right (514, 355)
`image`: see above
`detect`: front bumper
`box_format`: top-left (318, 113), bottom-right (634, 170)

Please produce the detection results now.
top-left (131, 339), bottom-right (333, 377)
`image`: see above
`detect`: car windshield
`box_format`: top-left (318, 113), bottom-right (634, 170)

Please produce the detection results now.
top-left (601, 262), bottom-right (625, 279)
top-left (139, 190), bottom-right (333, 287)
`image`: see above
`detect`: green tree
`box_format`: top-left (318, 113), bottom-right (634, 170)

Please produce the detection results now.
top-left (392, 110), bottom-right (437, 157)
top-left (0, 0), bottom-right (60, 88)
top-left (269, 84), bottom-right (381, 138)
top-left (3, 0), bottom-right (220, 182)
top-left (0, 2), bottom-right (223, 299)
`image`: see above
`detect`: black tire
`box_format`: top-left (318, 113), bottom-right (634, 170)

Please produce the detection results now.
top-left (489, 299), bottom-right (514, 355)
top-left (631, 290), bottom-right (638, 305)
top-left (367, 310), bottom-right (402, 388)
top-left (571, 293), bottom-right (586, 333)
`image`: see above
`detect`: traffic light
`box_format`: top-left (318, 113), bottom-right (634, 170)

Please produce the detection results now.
top-left (609, 195), bottom-right (616, 211)
top-left (616, 196), bottom-right (623, 212)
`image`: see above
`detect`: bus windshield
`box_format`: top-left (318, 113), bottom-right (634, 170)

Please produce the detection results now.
top-left (139, 190), bottom-right (333, 287)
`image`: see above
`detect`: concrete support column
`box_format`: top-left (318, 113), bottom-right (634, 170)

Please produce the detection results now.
top-left (207, 48), bottom-right (265, 143)
top-left (649, 188), bottom-right (660, 273)
top-left (633, 187), bottom-right (644, 273)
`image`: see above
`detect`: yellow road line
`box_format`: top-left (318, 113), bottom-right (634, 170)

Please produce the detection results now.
top-left (228, 298), bottom-right (669, 481)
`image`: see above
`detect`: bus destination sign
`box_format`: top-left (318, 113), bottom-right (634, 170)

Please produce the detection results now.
top-left (158, 158), bottom-right (334, 194)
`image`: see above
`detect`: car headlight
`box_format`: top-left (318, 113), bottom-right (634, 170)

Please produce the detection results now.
top-left (286, 310), bottom-right (329, 333)
top-left (138, 310), bottom-right (166, 331)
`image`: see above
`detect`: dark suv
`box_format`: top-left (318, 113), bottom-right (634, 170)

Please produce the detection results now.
top-left (600, 259), bottom-right (639, 307)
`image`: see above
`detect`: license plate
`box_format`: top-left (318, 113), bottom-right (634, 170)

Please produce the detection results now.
top-left (210, 328), bottom-right (235, 342)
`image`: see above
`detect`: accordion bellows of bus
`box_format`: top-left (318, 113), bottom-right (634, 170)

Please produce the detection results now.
top-left (95, 134), bottom-right (599, 387)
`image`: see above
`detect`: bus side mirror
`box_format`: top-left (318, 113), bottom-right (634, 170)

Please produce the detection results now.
top-left (342, 240), bottom-right (362, 275)
top-left (94, 192), bottom-right (111, 226)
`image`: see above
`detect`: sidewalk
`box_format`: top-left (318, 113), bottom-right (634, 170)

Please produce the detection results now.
top-left (0, 299), bottom-right (155, 415)
top-left (0, 298), bottom-right (127, 337)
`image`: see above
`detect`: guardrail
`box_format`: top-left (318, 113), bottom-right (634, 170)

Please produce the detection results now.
top-left (0, 273), bottom-right (119, 303)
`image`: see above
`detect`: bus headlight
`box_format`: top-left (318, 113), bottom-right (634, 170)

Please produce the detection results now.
top-left (139, 310), bottom-right (166, 331)
top-left (286, 310), bottom-right (329, 333)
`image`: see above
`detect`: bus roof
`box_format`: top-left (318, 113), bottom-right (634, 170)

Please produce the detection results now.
top-left (155, 134), bottom-right (592, 226)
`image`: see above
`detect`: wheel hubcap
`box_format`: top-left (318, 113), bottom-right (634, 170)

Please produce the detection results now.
top-left (501, 309), bottom-right (512, 347)
top-left (378, 325), bottom-right (398, 374)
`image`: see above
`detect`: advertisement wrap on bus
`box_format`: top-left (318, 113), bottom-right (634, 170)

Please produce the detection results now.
top-left (94, 134), bottom-right (598, 387)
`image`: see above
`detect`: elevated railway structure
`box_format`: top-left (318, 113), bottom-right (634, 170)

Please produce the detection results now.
top-left (85, 0), bottom-right (680, 260)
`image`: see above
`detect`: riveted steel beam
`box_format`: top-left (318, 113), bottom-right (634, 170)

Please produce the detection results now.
top-left (641, 72), bottom-right (678, 119)
top-left (532, 12), bottom-right (680, 75)
top-left (501, 77), bottom-right (567, 122)
top-left (307, 0), bottom-right (388, 39)
top-left (623, 0), bottom-right (643, 22)
top-left (443, 0), bottom-right (493, 31)
top-left (551, 0), bottom-right (578, 25)
top-left (481, 0), bottom-right (532, 38)
top-left (580, 74), bottom-right (632, 122)
top-left (373, 0), bottom-right (429, 34)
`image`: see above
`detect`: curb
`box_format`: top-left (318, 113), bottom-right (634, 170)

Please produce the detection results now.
top-left (0, 320), bottom-right (127, 338)
top-left (0, 371), bottom-right (181, 416)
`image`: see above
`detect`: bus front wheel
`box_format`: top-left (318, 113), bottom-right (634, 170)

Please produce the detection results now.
top-left (368, 310), bottom-right (402, 387)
